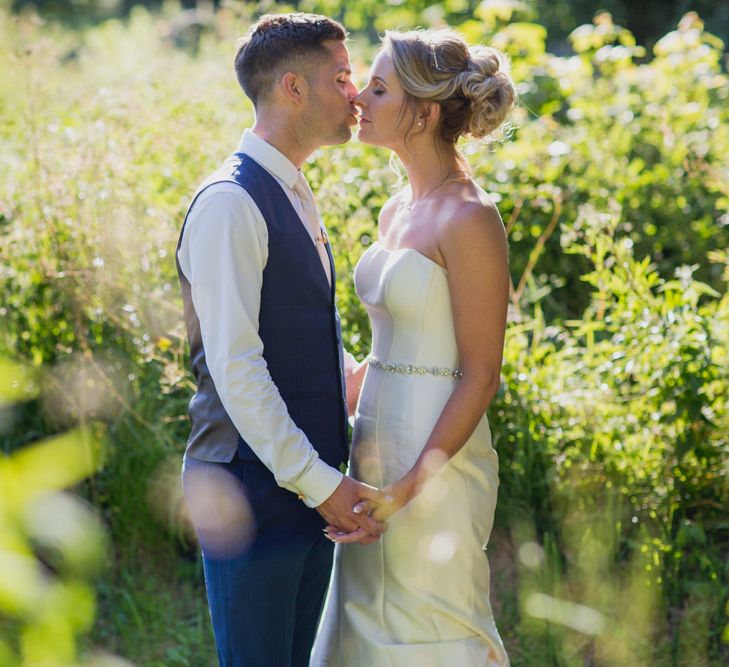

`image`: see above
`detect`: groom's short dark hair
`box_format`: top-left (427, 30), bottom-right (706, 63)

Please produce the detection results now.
top-left (234, 13), bottom-right (346, 106)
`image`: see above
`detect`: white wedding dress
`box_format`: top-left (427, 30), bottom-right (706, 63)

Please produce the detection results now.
top-left (310, 242), bottom-right (509, 666)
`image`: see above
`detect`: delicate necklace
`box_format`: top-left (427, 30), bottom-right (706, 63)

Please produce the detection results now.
top-left (406, 171), bottom-right (469, 211)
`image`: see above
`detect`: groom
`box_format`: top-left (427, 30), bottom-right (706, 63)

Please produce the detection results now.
top-left (176, 13), bottom-right (387, 667)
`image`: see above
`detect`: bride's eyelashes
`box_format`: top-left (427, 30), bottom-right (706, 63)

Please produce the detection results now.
top-left (363, 77), bottom-right (386, 95)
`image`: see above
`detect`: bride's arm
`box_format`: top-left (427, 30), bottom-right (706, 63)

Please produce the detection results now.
top-left (372, 198), bottom-right (510, 520)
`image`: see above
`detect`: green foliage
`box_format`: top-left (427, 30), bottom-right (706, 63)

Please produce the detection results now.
top-left (490, 204), bottom-right (728, 663)
top-left (0, 358), bottom-right (116, 666)
top-left (0, 5), bottom-right (727, 665)
top-left (473, 11), bottom-right (728, 319)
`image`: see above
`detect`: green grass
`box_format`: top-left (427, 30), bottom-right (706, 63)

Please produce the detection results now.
top-left (91, 550), bottom-right (216, 666)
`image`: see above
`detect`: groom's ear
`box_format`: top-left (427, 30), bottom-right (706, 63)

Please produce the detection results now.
top-left (280, 72), bottom-right (307, 105)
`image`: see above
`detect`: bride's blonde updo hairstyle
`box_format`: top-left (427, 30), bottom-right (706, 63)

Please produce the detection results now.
top-left (384, 28), bottom-right (515, 144)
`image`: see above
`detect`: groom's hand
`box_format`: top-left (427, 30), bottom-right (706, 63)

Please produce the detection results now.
top-left (316, 477), bottom-right (389, 540)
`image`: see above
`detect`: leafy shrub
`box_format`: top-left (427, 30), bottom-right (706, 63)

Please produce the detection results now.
top-left (490, 203), bottom-right (728, 663)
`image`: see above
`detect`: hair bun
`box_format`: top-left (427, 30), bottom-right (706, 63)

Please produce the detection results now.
top-left (458, 45), bottom-right (515, 139)
top-left (383, 29), bottom-right (515, 144)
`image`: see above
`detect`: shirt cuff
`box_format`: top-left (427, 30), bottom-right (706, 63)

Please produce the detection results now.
top-left (296, 459), bottom-right (344, 508)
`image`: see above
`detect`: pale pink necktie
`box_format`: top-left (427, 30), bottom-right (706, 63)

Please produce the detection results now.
top-left (293, 173), bottom-right (332, 287)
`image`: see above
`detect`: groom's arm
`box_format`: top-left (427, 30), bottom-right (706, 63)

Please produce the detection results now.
top-left (178, 184), bottom-right (342, 507)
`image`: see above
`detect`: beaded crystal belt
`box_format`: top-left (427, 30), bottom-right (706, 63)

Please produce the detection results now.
top-left (367, 356), bottom-right (463, 379)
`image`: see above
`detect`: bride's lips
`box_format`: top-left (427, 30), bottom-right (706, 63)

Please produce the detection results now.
top-left (359, 118), bottom-right (371, 124)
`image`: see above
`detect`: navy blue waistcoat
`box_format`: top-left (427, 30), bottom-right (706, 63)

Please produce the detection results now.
top-left (176, 153), bottom-right (349, 471)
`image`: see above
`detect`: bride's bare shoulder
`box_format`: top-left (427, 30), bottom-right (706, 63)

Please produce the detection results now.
top-left (444, 180), bottom-right (503, 230)
top-left (438, 181), bottom-right (507, 260)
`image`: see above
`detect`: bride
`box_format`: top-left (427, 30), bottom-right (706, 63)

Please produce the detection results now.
top-left (311, 28), bottom-right (515, 666)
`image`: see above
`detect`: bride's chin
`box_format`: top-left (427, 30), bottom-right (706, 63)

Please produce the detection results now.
top-left (356, 130), bottom-right (376, 146)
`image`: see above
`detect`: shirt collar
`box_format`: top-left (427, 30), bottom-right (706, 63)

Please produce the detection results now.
top-left (238, 129), bottom-right (300, 189)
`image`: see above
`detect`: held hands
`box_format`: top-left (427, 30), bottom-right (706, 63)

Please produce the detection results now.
top-left (324, 472), bottom-right (418, 545)
top-left (316, 476), bottom-right (391, 543)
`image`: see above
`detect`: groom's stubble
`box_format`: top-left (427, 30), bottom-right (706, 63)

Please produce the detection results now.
top-left (300, 41), bottom-right (359, 150)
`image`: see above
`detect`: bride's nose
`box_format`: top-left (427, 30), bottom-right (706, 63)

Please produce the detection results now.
top-left (353, 91), bottom-right (367, 108)
top-left (346, 80), bottom-right (359, 100)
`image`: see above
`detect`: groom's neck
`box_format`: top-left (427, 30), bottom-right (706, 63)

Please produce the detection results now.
top-left (252, 114), bottom-right (314, 170)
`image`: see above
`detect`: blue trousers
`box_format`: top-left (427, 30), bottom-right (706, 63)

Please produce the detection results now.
top-left (182, 455), bottom-right (334, 667)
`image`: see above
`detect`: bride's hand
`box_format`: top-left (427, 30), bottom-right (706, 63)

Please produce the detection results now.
top-left (366, 474), bottom-right (416, 522)
top-left (324, 524), bottom-right (381, 545)
top-left (325, 474), bottom-right (418, 544)
top-left (323, 493), bottom-right (394, 544)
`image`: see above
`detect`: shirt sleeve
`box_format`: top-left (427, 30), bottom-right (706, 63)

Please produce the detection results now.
top-left (178, 184), bottom-right (343, 507)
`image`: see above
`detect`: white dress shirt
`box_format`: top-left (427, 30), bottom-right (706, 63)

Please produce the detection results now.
top-left (177, 129), bottom-right (352, 507)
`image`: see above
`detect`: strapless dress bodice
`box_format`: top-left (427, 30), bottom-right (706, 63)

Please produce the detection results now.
top-left (355, 241), bottom-right (460, 372)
